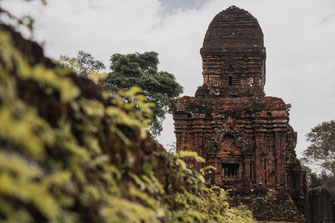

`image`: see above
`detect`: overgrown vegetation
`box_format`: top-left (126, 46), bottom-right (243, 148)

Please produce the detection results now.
top-left (302, 120), bottom-right (335, 189)
top-left (60, 51), bottom-right (106, 78)
top-left (247, 184), bottom-right (305, 222)
top-left (60, 51), bottom-right (183, 137)
top-left (0, 25), bottom-right (256, 222)
top-left (104, 51), bottom-right (183, 137)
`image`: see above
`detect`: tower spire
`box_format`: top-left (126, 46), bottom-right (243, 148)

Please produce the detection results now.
top-left (198, 6), bottom-right (266, 98)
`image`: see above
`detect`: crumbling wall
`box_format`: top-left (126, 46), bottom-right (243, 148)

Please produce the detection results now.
top-left (308, 185), bottom-right (335, 223)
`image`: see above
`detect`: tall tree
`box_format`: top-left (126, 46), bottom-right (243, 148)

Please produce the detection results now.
top-left (102, 52), bottom-right (183, 137)
top-left (60, 51), bottom-right (105, 78)
top-left (302, 120), bottom-right (335, 187)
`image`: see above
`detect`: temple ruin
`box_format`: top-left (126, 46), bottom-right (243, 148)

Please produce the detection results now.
top-left (170, 6), bottom-right (307, 222)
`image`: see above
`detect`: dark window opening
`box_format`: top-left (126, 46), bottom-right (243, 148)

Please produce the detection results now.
top-left (222, 163), bottom-right (239, 179)
top-left (228, 65), bottom-right (233, 72)
top-left (228, 76), bottom-right (233, 86)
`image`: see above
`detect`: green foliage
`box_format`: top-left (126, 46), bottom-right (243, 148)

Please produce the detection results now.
top-left (102, 52), bottom-right (183, 137)
top-left (0, 30), bottom-right (148, 222)
top-left (0, 27), bottom-right (256, 222)
top-left (310, 171), bottom-right (335, 188)
top-left (177, 150), bottom-right (205, 163)
top-left (60, 51), bottom-right (106, 78)
top-left (302, 120), bottom-right (335, 188)
top-left (304, 166), bottom-right (335, 189)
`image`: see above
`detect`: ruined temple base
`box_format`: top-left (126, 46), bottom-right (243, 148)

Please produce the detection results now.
top-left (238, 184), bottom-right (307, 223)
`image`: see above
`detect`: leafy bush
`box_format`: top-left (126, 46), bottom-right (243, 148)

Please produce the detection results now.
top-left (0, 25), bottom-right (256, 223)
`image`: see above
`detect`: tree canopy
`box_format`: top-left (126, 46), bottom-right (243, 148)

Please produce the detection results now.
top-left (102, 51), bottom-right (183, 136)
top-left (302, 120), bottom-right (335, 188)
top-left (60, 51), bottom-right (106, 78)
top-left (59, 51), bottom-right (183, 137)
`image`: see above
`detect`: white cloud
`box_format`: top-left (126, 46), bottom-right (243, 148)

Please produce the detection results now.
top-left (3, 0), bottom-right (335, 160)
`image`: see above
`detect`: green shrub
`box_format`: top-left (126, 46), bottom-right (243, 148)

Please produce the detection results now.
top-left (0, 26), bottom-right (256, 223)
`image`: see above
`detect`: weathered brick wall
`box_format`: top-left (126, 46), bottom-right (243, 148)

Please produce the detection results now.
top-left (199, 6), bottom-right (266, 98)
top-left (308, 186), bottom-right (335, 223)
top-left (170, 96), bottom-right (305, 205)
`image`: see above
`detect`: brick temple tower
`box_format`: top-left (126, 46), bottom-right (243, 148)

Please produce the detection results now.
top-left (200, 5), bottom-right (265, 98)
top-left (170, 6), bottom-right (307, 221)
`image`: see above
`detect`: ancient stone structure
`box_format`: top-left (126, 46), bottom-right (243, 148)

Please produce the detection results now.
top-left (170, 6), bottom-right (307, 221)
top-left (308, 185), bottom-right (335, 223)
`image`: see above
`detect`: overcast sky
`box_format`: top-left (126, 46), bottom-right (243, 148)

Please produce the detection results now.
top-left (3, 0), bottom-right (335, 159)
